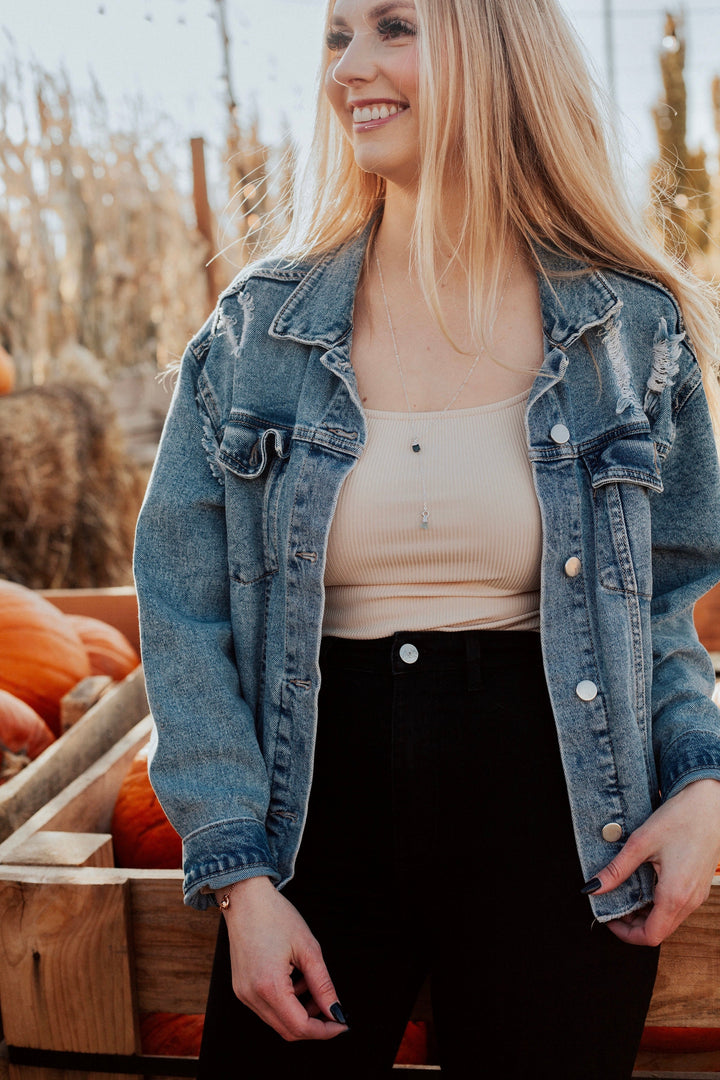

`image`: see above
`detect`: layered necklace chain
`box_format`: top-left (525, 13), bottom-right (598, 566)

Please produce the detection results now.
top-left (374, 243), bottom-right (519, 528)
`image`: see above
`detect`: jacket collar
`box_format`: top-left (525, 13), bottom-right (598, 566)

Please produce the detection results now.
top-left (534, 248), bottom-right (622, 348)
top-left (268, 226), bottom-right (622, 352)
top-left (269, 230), bottom-right (370, 349)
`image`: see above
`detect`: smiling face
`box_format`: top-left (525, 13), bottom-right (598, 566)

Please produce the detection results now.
top-left (324, 0), bottom-right (420, 189)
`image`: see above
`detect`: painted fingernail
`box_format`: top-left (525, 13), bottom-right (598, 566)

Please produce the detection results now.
top-left (330, 1001), bottom-right (349, 1025)
top-left (580, 877), bottom-right (602, 894)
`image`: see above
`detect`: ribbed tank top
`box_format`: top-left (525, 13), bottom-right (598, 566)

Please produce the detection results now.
top-left (323, 390), bottom-right (542, 638)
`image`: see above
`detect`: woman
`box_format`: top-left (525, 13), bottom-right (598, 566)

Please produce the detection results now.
top-left (133, 1), bottom-right (720, 1076)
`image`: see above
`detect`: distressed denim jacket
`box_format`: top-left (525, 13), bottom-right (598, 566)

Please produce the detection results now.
top-left (134, 229), bottom-right (720, 920)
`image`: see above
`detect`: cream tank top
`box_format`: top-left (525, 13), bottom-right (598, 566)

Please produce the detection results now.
top-left (323, 389), bottom-right (542, 638)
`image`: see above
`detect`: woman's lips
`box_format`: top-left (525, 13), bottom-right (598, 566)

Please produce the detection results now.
top-left (351, 103), bottom-right (409, 131)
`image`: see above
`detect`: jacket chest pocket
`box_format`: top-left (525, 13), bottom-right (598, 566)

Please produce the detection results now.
top-left (218, 419), bottom-right (291, 585)
top-left (584, 435), bottom-right (663, 599)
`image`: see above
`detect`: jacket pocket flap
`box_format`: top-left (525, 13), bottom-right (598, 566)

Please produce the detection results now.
top-left (585, 436), bottom-right (663, 493)
top-left (218, 419), bottom-right (291, 479)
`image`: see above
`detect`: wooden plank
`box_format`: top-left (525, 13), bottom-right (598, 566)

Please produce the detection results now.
top-left (646, 882), bottom-right (720, 1027)
top-left (42, 588), bottom-right (140, 653)
top-left (9, 1068), bottom-right (136, 1080)
top-left (18, 832), bottom-right (114, 868)
top-left (0, 860), bottom-right (215, 1018)
top-left (0, 874), bottom-right (138, 1054)
top-left (0, 867), bottom-right (215, 1015)
top-left (0, 716), bottom-right (153, 865)
top-left (0, 866), bottom-right (172, 887)
top-left (0, 667), bottom-right (148, 844)
top-left (60, 676), bottom-right (113, 732)
top-left (635, 1049), bottom-right (720, 1072)
top-left (130, 876), bottom-right (218, 1014)
top-left (633, 1073), bottom-right (720, 1079)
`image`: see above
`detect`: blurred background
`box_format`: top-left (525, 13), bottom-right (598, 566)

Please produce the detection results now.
top-left (0, 0), bottom-right (719, 590)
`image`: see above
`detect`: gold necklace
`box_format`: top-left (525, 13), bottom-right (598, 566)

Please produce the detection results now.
top-left (374, 243), bottom-right (519, 528)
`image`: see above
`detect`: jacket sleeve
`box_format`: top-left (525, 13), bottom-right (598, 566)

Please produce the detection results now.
top-left (650, 344), bottom-right (720, 800)
top-left (133, 313), bottom-right (280, 909)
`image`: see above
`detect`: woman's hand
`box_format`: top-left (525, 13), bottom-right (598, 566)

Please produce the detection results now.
top-left (217, 875), bottom-right (349, 1041)
top-left (587, 778), bottom-right (720, 946)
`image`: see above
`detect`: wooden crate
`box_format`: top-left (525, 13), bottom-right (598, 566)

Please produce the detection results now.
top-left (633, 883), bottom-right (720, 1076)
top-left (41, 587), bottom-right (141, 655)
top-left (0, 589), bottom-right (147, 844)
top-left (0, 715), bottom-right (218, 1080)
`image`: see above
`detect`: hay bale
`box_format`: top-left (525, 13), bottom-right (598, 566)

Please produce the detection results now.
top-left (0, 379), bottom-right (144, 589)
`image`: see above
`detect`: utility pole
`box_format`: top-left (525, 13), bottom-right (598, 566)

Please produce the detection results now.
top-left (215, 0), bottom-right (240, 134)
top-left (603, 0), bottom-right (617, 110)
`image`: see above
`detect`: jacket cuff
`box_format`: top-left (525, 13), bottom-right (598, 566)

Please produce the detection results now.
top-left (182, 816), bottom-right (280, 910)
top-left (659, 728), bottom-right (720, 801)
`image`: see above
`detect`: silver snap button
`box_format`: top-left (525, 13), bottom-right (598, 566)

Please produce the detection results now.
top-left (564, 556), bottom-right (582, 578)
top-left (575, 679), bottom-right (598, 701)
top-left (399, 643), bottom-right (419, 665)
top-left (550, 423), bottom-right (570, 444)
top-left (602, 822), bottom-right (623, 843)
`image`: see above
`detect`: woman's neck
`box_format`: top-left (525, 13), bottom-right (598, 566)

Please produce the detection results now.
top-left (373, 185), bottom-right (416, 275)
top-left (373, 182), bottom-right (479, 287)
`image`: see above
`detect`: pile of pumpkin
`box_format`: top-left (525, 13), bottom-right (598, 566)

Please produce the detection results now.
top-left (0, 580), bottom-right (140, 784)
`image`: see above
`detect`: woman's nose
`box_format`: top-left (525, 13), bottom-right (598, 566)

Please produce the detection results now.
top-left (331, 33), bottom-right (378, 85)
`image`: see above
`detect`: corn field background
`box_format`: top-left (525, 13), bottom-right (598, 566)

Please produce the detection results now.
top-left (0, 67), bottom-right (295, 388)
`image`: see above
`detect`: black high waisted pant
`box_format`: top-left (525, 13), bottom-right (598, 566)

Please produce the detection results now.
top-left (198, 630), bottom-right (659, 1079)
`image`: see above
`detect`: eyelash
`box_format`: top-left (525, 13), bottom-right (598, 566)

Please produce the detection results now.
top-left (326, 17), bottom-right (417, 52)
top-left (377, 16), bottom-right (417, 39)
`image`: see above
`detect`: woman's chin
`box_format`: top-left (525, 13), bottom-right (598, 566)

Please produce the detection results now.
top-left (352, 153), bottom-right (419, 191)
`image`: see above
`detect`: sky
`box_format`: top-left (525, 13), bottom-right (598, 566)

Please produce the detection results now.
top-left (2, 0), bottom-right (720, 206)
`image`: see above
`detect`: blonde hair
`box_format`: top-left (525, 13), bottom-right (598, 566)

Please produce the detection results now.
top-left (277, 0), bottom-right (720, 424)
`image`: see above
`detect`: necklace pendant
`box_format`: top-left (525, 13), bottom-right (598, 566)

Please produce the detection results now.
top-left (420, 507), bottom-right (430, 529)
top-left (412, 442), bottom-right (421, 453)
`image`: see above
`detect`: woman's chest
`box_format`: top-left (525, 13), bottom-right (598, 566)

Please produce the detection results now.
top-left (349, 271), bottom-right (546, 412)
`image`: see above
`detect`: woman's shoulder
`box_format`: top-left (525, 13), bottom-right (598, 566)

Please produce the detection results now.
top-left (219, 252), bottom-right (318, 299)
top-left (538, 246), bottom-right (685, 333)
top-left (596, 265), bottom-right (686, 335)
top-left (216, 228), bottom-right (371, 308)
top-left (184, 253), bottom-right (321, 367)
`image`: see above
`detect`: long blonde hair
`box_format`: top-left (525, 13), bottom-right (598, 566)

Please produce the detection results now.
top-left (277, 0), bottom-right (720, 423)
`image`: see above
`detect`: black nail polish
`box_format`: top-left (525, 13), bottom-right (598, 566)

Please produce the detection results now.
top-left (580, 877), bottom-right (602, 895)
top-left (330, 1001), bottom-right (349, 1025)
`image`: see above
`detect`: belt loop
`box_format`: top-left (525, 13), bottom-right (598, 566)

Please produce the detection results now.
top-left (391, 632), bottom-right (404, 674)
top-left (465, 631), bottom-right (484, 692)
top-left (320, 636), bottom-right (336, 665)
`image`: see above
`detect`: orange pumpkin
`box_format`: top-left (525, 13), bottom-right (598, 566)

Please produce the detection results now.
top-left (395, 1020), bottom-right (429, 1065)
top-left (0, 346), bottom-right (15, 397)
top-left (0, 581), bottom-right (91, 736)
top-left (139, 1012), bottom-right (204, 1055)
top-left (695, 582), bottom-right (720, 653)
top-left (0, 689), bottom-right (55, 783)
top-left (111, 744), bottom-right (182, 869)
top-left (67, 613), bottom-right (140, 681)
top-left (640, 1026), bottom-right (720, 1053)
top-left (138, 1012), bottom-right (425, 1060)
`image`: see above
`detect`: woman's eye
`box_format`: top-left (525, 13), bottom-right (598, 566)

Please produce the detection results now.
top-left (326, 29), bottom-right (351, 52)
top-left (376, 17), bottom-right (417, 40)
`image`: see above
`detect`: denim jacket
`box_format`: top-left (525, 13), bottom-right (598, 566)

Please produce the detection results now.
top-left (134, 229), bottom-right (720, 921)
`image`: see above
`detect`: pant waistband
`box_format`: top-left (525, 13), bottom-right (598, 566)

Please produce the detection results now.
top-left (320, 628), bottom-right (542, 677)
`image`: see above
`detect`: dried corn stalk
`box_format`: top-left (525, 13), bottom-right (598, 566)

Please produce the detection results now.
top-left (705, 75), bottom-right (720, 280)
top-left (0, 59), bottom-right (294, 389)
top-left (649, 14), bottom-right (712, 266)
top-left (0, 65), bottom-right (209, 386)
